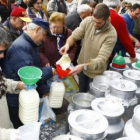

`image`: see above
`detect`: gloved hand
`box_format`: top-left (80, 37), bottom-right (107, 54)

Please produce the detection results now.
top-left (10, 129), bottom-right (21, 140)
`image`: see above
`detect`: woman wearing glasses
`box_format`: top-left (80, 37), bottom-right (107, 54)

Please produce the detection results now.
top-left (39, 12), bottom-right (77, 68)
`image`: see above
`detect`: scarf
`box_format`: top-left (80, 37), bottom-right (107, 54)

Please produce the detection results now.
top-left (53, 33), bottom-right (64, 50)
top-left (0, 70), bottom-right (7, 99)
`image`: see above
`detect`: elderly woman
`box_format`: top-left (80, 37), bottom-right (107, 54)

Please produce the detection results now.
top-left (0, 26), bottom-right (25, 140)
top-left (27, 0), bottom-right (47, 20)
top-left (39, 12), bottom-right (77, 68)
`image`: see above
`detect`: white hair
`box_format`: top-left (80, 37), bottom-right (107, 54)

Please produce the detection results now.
top-left (27, 23), bottom-right (39, 31)
top-left (77, 4), bottom-right (92, 13)
top-left (103, 0), bottom-right (121, 8)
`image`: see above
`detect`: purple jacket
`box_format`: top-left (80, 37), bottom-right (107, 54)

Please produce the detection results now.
top-left (39, 26), bottom-right (77, 67)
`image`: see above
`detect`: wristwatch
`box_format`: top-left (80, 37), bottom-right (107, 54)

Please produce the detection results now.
top-left (83, 64), bottom-right (87, 70)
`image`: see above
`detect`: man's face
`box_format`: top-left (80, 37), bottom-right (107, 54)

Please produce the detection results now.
top-left (33, 0), bottom-right (42, 11)
top-left (81, 10), bottom-right (91, 19)
top-left (50, 21), bottom-right (63, 35)
top-left (35, 27), bottom-right (47, 44)
top-left (14, 17), bottom-right (25, 30)
top-left (130, 8), bottom-right (140, 19)
top-left (92, 17), bottom-right (106, 30)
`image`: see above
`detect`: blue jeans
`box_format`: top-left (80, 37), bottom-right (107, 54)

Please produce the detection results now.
top-left (79, 71), bottom-right (92, 92)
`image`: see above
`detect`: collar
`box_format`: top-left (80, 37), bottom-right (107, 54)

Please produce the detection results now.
top-left (94, 21), bottom-right (110, 34)
top-left (23, 32), bottom-right (40, 47)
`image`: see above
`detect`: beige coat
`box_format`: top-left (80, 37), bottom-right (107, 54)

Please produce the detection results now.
top-left (72, 17), bottom-right (117, 78)
top-left (0, 78), bottom-right (18, 140)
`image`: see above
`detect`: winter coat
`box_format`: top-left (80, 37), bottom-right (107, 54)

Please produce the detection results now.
top-left (2, 32), bottom-right (53, 107)
top-left (39, 26), bottom-right (77, 67)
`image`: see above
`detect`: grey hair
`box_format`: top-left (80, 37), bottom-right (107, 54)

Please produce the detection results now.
top-left (0, 26), bottom-right (12, 47)
top-left (27, 23), bottom-right (39, 31)
top-left (26, 22), bottom-right (45, 33)
top-left (77, 4), bottom-right (92, 13)
top-left (103, 0), bottom-right (121, 8)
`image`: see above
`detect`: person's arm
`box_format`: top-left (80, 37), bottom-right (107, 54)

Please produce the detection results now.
top-left (116, 17), bottom-right (136, 60)
top-left (60, 17), bottom-right (87, 55)
top-left (69, 30), bottom-right (117, 75)
top-left (4, 78), bottom-right (25, 93)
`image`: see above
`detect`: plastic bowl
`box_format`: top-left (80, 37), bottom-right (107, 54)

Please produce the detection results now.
top-left (56, 65), bottom-right (70, 79)
top-left (18, 66), bottom-right (42, 85)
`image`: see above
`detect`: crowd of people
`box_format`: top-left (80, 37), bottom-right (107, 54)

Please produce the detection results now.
top-left (0, 0), bottom-right (140, 139)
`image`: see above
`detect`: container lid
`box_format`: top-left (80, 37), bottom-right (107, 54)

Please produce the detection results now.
top-left (53, 135), bottom-right (83, 140)
top-left (92, 75), bottom-right (110, 92)
top-left (134, 105), bottom-right (140, 121)
top-left (132, 63), bottom-right (140, 70)
top-left (124, 119), bottom-right (140, 139)
top-left (103, 70), bottom-right (122, 80)
top-left (68, 110), bottom-right (108, 135)
top-left (91, 98), bottom-right (124, 117)
top-left (123, 70), bottom-right (140, 80)
top-left (110, 79), bottom-right (137, 91)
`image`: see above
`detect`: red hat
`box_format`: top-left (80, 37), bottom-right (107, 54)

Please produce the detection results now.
top-left (10, 7), bottom-right (32, 22)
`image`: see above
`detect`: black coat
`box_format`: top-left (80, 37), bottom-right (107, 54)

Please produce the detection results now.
top-left (65, 13), bottom-right (82, 65)
top-left (65, 12), bottom-right (82, 31)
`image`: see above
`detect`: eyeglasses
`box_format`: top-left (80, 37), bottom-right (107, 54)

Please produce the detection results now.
top-left (50, 26), bottom-right (63, 29)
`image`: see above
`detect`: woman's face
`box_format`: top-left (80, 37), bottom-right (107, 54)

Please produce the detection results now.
top-left (0, 45), bottom-right (6, 59)
top-left (33, 0), bottom-right (42, 11)
top-left (50, 21), bottom-right (64, 35)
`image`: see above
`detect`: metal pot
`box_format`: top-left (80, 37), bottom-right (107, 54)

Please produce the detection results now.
top-left (132, 105), bottom-right (140, 132)
top-left (68, 110), bottom-right (108, 140)
top-left (92, 75), bottom-right (110, 91)
top-left (89, 75), bottom-right (110, 98)
top-left (103, 70), bottom-right (123, 80)
top-left (71, 93), bottom-right (95, 110)
top-left (89, 83), bottom-right (106, 98)
top-left (110, 79), bottom-right (137, 100)
top-left (91, 98), bottom-right (125, 140)
top-left (123, 70), bottom-right (140, 87)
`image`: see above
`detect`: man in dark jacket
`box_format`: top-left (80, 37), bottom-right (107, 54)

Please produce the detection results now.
top-left (65, 4), bottom-right (91, 65)
top-left (3, 7), bottom-right (31, 41)
top-left (2, 18), bottom-right (55, 128)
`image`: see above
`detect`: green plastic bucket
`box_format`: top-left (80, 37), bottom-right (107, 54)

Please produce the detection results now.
top-left (18, 66), bottom-right (42, 85)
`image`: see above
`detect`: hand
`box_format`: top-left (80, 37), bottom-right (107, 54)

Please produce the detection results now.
top-left (135, 41), bottom-right (140, 49)
top-left (10, 129), bottom-right (21, 140)
top-left (59, 43), bottom-right (69, 55)
top-left (52, 68), bottom-right (57, 75)
top-left (130, 57), bottom-right (136, 63)
top-left (16, 82), bottom-right (25, 90)
top-left (45, 63), bottom-right (50, 66)
top-left (69, 64), bottom-right (84, 76)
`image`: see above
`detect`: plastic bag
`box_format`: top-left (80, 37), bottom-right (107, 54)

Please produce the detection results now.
top-left (18, 122), bottom-right (41, 140)
top-left (39, 96), bottom-right (56, 126)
